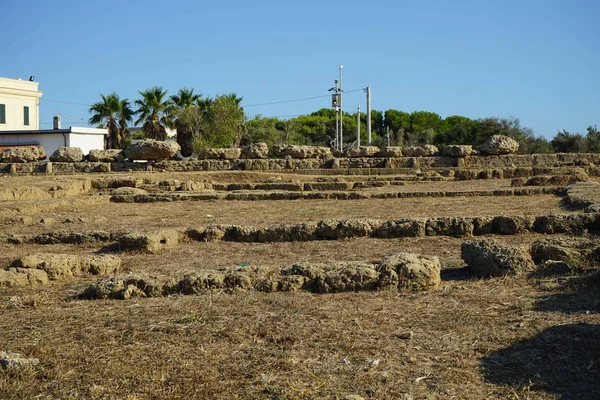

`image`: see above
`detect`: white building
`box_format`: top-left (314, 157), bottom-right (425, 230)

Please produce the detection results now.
top-left (0, 126), bottom-right (107, 158)
top-left (0, 76), bottom-right (43, 131)
top-left (0, 76), bottom-right (107, 159)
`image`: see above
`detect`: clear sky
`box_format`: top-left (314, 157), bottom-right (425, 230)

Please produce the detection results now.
top-left (2, 0), bottom-right (598, 138)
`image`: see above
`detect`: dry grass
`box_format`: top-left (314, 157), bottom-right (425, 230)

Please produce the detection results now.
top-left (1, 171), bottom-right (599, 399)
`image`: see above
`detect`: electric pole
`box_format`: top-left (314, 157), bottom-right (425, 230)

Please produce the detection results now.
top-left (356, 104), bottom-right (361, 147)
top-left (366, 86), bottom-right (371, 145)
top-left (339, 65), bottom-right (343, 151)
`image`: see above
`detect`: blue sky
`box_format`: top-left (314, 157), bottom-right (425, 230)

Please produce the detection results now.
top-left (2, 0), bottom-right (598, 138)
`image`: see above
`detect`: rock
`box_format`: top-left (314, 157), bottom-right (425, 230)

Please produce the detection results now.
top-left (111, 187), bottom-right (148, 196)
top-left (404, 145), bottom-right (438, 157)
top-left (0, 269), bottom-right (36, 287)
top-left (479, 135), bottom-right (519, 155)
top-left (537, 260), bottom-right (573, 275)
top-left (241, 142), bottom-right (269, 159)
top-left (530, 237), bottom-right (596, 266)
top-left (472, 216), bottom-right (495, 235)
top-left (378, 146), bottom-right (404, 157)
top-left (343, 395), bottom-right (365, 400)
top-left (9, 253), bottom-right (121, 279)
top-left (124, 140), bottom-right (181, 160)
top-left (49, 147), bottom-right (84, 162)
top-left (443, 145), bottom-right (473, 157)
top-left (525, 176), bottom-right (550, 186)
top-left (511, 177), bottom-right (526, 187)
top-left (316, 262), bottom-right (380, 293)
top-left (196, 148), bottom-right (241, 160)
top-left (314, 219), bottom-right (381, 240)
top-left (461, 239), bottom-right (535, 277)
top-left (345, 146), bottom-right (381, 158)
top-left (372, 219), bottom-right (426, 238)
top-left (378, 253), bottom-right (441, 291)
top-left (564, 181), bottom-right (600, 212)
top-left (272, 145), bottom-right (331, 159)
top-left (118, 229), bottom-right (180, 253)
top-left (426, 217), bottom-right (474, 237)
top-left (178, 271), bottom-right (227, 293)
top-left (88, 149), bottom-right (124, 162)
top-left (1, 145), bottom-right (46, 163)
top-left (81, 273), bottom-right (176, 299)
top-left (0, 351), bottom-right (40, 370)
top-left (533, 214), bottom-right (597, 234)
top-left (493, 215), bottom-right (534, 234)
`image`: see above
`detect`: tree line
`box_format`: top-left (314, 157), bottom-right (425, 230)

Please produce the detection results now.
top-left (89, 88), bottom-right (599, 156)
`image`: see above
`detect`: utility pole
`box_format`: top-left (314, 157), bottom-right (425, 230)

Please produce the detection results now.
top-left (329, 79), bottom-right (340, 150)
top-left (366, 86), bottom-right (371, 145)
top-left (387, 126), bottom-right (390, 147)
top-left (356, 104), bottom-right (361, 147)
top-left (339, 65), bottom-right (343, 152)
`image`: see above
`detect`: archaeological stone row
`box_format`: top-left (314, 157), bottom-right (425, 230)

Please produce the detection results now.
top-left (5, 214), bottom-right (598, 251)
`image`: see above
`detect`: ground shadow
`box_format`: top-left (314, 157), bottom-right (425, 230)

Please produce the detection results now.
top-left (481, 323), bottom-right (600, 400)
top-left (534, 273), bottom-right (600, 314)
top-left (440, 266), bottom-right (473, 281)
top-left (95, 243), bottom-right (120, 254)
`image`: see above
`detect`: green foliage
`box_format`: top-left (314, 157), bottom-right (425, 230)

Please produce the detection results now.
top-left (94, 84), bottom-right (599, 155)
top-left (134, 86), bottom-right (175, 140)
top-left (243, 115), bottom-right (304, 147)
top-left (434, 115), bottom-right (479, 146)
top-left (187, 94), bottom-right (245, 151)
top-left (552, 130), bottom-right (587, 153)
top-left (88, 92), bottom-right (133, 149)
top-left (586, 125), bottom-right (600, 153)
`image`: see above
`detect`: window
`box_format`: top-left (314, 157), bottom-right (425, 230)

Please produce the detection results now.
top-left (24, 106), bottom-right (30, 126)
top-left (0, 104), bottom-right (5, 124)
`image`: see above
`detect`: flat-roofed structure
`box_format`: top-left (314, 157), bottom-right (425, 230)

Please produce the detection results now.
top-left (0, 76), bottom-right (43, 131)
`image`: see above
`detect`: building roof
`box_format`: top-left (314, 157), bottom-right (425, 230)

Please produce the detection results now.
top-left (0, 127), bottom-right (107, 135)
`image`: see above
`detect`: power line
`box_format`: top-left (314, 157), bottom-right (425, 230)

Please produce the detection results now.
top-left (40, 88), bottom-right (367, 109)
top-left (41, 98), bottom-right (90, 106)
top-left (244, 88), bottom-right (365, 107)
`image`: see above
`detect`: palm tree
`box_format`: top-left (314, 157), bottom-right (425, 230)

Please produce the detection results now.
top-left (134, 86), bottom-right (174, 140)
top-left (88, 93), bottom-right (133, 149)
top-left (170, 87), bottom-right (201, 111)
top-left (171, 88), bottom-right (201, 155)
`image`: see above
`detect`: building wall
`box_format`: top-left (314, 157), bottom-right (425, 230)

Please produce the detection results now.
top-left (67, 131), bottom-right (106, 156)
top-left (0, 133), bottom-right (65, 158)
top-left (0, 77), bottom-right (42, 131)
top-left (0, 127), bottom-right (106, 159)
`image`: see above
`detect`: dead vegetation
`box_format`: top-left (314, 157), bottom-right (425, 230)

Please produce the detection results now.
top-left (0, 171), bottom-right (599, 399)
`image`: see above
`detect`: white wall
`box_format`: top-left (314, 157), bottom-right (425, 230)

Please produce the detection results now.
top-left (0, 133), bottom-right (65, 159)
top-left (0, 77), bottom-right (42, 131)
top-left (0, 127), bottom-right (106, 160)
top-left (67, 131), bottom-right (106, 156)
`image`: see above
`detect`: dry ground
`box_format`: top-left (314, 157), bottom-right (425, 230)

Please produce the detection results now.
top-left (1, 171), bottom-right (599, 399)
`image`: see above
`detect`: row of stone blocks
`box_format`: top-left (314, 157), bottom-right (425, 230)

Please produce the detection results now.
top-left (0, 154), bottom-right (598, 175)
top-left (6, 214), bottom-right (598, 250)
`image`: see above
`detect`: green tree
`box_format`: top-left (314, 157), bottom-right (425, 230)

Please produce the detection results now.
top-left (370, 110), bottom-right (384, 136)
top-left (88, 92), bottom-right (134, 149)
top-left (189, 94), bottom-right (246, 150)
top-left (134, 86), bottom-right (175, 140)
top-left (552, 130), bottom-right (587, 153)
top-left (171, 88), bottom-right (202, 156)
top-left (585, 125), bottom-right (600, 153)
top-left (243, 115), bottom-right (282, 146)
top-left (410, 111), bottom-right (444, 136)
top-left (384, 110), bottom-right (411, 136)
top-left (170, 87), bottom-right (201, 110)
top-left (434, 115), bottom-right (479, 147)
